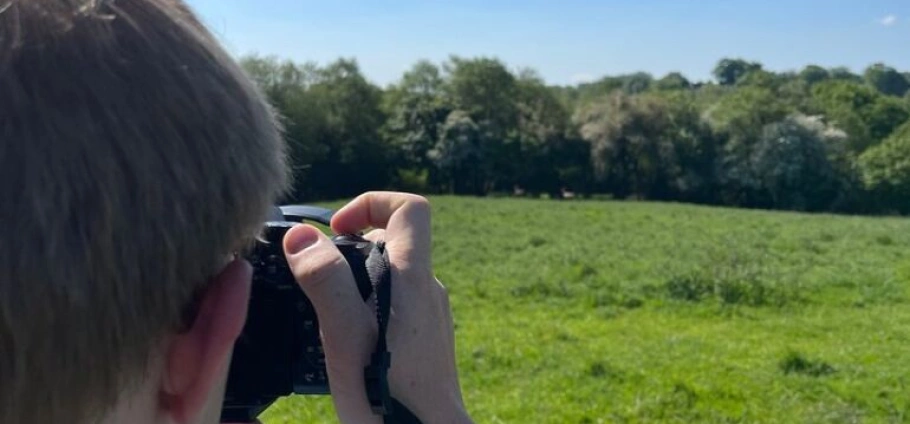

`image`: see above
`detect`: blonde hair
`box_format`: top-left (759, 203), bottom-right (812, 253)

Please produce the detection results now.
top-left (0, 1), bottom-right (290, 423)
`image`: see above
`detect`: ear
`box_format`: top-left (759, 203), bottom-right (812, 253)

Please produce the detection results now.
top-left (159, 258), bottom-right (252, 423)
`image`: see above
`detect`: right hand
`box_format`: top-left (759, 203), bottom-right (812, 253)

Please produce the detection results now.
top-left (282, 192), bottom-right (472, 424)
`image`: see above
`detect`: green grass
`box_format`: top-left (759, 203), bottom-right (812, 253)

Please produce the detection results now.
top-left (261, 196), bottom-right (910, 423)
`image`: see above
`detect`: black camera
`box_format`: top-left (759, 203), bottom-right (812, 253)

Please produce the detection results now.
top-left (220, 205), bottom-right (376, 423)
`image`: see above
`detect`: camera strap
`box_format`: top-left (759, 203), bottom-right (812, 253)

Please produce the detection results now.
top-left (364, 242), bottom-right (423, 424)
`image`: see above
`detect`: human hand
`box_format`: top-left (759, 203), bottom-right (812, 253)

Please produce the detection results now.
top-left (282, 192), bottom-right (471, 424)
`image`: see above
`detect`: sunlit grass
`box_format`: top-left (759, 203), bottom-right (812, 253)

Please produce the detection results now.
top-left (262, 196), bottom-right (910, 423)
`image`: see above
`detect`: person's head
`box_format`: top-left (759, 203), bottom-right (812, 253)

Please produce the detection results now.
top-left (0, 1), bottom-right (289, 423)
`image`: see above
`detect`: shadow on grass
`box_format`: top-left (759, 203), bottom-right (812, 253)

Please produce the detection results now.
top-left (779, 350), bottom-right (836, 377)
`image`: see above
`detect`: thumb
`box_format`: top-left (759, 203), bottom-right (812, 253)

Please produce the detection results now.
top-left (282, 224), bottom-right (378, 421)
top-left (282, 224), bottom-right (371, 336)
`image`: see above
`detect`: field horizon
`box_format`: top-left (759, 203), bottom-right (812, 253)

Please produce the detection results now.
top-left (263, 195), bottom-right (910, 423)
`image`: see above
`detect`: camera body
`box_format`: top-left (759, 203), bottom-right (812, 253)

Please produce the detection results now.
top-left (220, 206), bottom-right (375, 423)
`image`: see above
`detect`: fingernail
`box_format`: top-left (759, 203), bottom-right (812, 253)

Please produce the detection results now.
top-left (286, 225), bottom-right (319, 255)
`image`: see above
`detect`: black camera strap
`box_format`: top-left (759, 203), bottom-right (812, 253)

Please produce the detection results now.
top-left (364, 242), bottom-right (423, 424)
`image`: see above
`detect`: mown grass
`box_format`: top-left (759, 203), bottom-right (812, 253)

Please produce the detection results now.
top-left (261, 196), bottom-right (910, 423)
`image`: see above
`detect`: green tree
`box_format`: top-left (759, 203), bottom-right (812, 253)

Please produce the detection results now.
top-left (382, 60), bottom-right (452, 191)
top-left (300, 58), bottom-right (389, 199)
top-left (575, 92), bottom-right (647, 198)
top-left (513, 70), bottom-right (575, 196)
top-left (621, 72), bottom-right (654, 94)
top-left (576, 92), bottom-right (717, 200)
top-left (829, 67), bottom-right (862, 82)
top-left (655, 72), bottom-right (692, 91)
top-left (799, 65), bottom-right (830, 87)
top-left (653, 91), bottom-right (722, 203)
top-left (575, 77), bottom-right (624, 104)
top-left (444, 56), bottom-right (518, 137)
top-left (865, 96), bottom-right (909, 141)
top-left (864, 63), bottom-right (910, 97)
top-left (704, 87), bottom-right (791, 206)
top-left (811, 80), bottom-right (908, 152)
top-left (737, 69), bottom-right (780, 90)
top-left (749, 115), bottom-right (848, 211)
top-left (239, 55), bottom-right (330, 201)
top-left (429, 110), bottom-right (486, 194)
top-left (810, 80), bottom-right (877, 151)
top-left (239, 51), bottom-right (910, 215)
top-left (240, 56), bottom-right (390, 201)
top-left (705, 86), bottom-right (790, 146)
top-left (859, 121), bottom-right (910, 212)
top-left (713, 58), bottom-right (762, 86)
top-left (443, 56), bottom-right (521, 193)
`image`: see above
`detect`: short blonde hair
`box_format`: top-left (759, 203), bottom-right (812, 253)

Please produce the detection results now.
top-left (0, 1), bottom-right (290, 423)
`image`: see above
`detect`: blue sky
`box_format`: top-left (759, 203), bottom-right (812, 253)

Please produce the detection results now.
top-left (186, 0), bottom-right (910, 87)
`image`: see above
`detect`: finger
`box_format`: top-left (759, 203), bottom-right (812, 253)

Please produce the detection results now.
top-left (362, 228), bottom-right (386, 243)
top-left (283, 223), bottom-right (379, 420)
top-left (283, 224), bottom-right (372, 333)
top-left (331, 191), bottom-right (430, 238)
top-left (283, 223), bottom-right (376, 358)
top-left (331, 192), bottom-right (432, 266)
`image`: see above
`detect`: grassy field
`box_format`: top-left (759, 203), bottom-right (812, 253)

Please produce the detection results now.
top-left (261, 196), bottom-right (910, 423)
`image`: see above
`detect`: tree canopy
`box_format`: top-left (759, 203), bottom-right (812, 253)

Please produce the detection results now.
top-left (240, 54), bottom-right (910, 215)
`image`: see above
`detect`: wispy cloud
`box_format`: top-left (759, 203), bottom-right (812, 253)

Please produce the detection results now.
top-left (879, 14), bottom-right (898, 26)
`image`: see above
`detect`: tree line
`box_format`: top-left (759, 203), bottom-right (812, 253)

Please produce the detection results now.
top-left (239, 54), bottom-right (910, 214)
